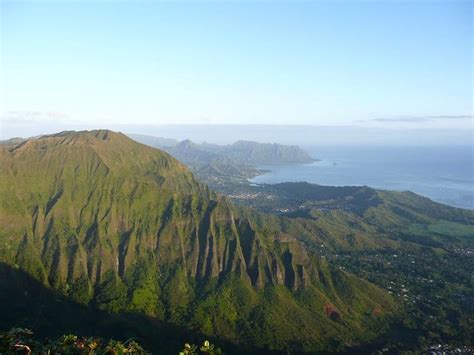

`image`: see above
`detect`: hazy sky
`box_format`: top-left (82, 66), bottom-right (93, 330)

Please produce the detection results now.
top-left (1, 0), bottom-right (472, 135)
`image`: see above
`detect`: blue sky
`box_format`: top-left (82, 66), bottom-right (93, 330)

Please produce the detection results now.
top-left (1, 0), bottom-right (472, 133)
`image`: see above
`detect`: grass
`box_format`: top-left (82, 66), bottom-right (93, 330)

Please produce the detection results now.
top-left (408, 220), bottom-right (474, 239)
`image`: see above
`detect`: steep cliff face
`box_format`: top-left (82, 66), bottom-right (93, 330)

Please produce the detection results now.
top-left (0, 130), bottom-right (394, 352)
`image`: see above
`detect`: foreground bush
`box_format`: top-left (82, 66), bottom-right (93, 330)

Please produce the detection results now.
top-left (0, 327), bottom-right (222, 354)
top-left (0, 327), bottom-right (146, 354)
top-left (179, 340), bottom-right (222, 354)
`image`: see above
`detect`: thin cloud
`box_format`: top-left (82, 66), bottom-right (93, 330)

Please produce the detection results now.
top-left (359, 115), bottom-right (473, 123)
top-left (0, 111), bottom-right (70, 125)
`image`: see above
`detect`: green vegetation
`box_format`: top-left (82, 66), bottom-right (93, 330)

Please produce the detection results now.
top-left (218, 182), bottom-right (474, 350)
top-left (129, 134), bottom-right (314, 165)
top-left (180, 340), bottom-right (223, 355)
top-left (0, 327), bottom-right (146, 354)
top-left (1, 130), bottom-right (472, 353)
top-left (129, 134), bottom-right (314, 188)
top-left (408, 220), bottom-right (474, 239)
top-left (0, 130), bottom-right (395, 353)
top-left (0, 327), bottom-right (221, 354)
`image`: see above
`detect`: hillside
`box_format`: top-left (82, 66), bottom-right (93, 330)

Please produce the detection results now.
top-left (128, 134), bottom-right (315, 165)
top-left (0, 137), bottom-right (26, 146)
top-left (128, 134), bottom-right (315, 191)
top-left (224, 140), bottom-right (314, 164)
top-left (224, 182), bottom-right (474, 348)
top-left (0, 130), bottom-right (394, 353)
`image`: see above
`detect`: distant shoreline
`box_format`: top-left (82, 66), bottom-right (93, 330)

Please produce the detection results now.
top-left (247, 147), bottom-right (474, 210)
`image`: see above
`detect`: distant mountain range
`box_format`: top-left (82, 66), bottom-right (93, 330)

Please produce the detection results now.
top-left (128, 134), bottom-right (315, 189)
top-left (3, 123), bottom-right (473, 146)
top-left (128, 133), bottom-right (315, 165)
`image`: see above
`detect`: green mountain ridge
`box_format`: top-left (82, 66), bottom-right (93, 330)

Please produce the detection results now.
top-left (223, 140), bottom-right (315, 164)
top-left (128, 134), bottom-right (315, 165)
top-left (0, 130), bottom-right (394, 353)
top-left (128, 134), bottom-right (314, 189)
top-left (222, 181), bottom-right (474, 348)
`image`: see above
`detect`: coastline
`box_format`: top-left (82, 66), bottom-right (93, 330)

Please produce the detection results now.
top-left (246, 155), bottom-right (474, 211)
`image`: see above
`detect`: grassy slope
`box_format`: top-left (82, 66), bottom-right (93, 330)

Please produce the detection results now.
top-left (233, 182), bottom-right (474, 349)
top-left (0, 130), bottom-right (395, 353)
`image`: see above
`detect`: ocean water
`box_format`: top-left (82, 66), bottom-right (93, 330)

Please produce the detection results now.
top-left (250, 145), bottom-right (474, 210)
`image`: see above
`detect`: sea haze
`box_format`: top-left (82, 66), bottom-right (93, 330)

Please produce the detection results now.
top-left (250, 145), bottom-right (474, 210)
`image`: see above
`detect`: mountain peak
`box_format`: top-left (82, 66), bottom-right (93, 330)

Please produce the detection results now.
top-left (5, 130), bottom-right (127, 151)
top-left (1, 129), bottom-right (199, 194)
top-left (232, 140), bottom-right (258, 146)
top-left (41, 129), bottom-right (125, 143)
top-left (177, 139), bottom-right (197, 149)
